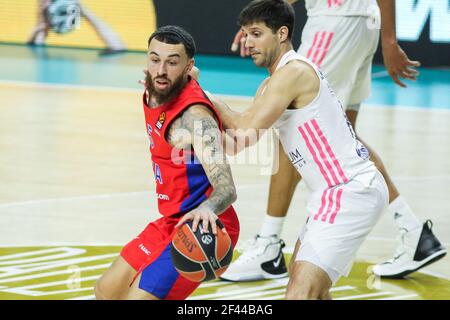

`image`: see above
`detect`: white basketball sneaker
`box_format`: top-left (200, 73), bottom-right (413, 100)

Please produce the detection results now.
top-left (372, 220), bottom-right (447, 278)
top-left (219, 234), bottom-right (288, 282)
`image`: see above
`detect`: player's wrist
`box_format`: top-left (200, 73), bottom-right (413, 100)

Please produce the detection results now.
top-left (198, 201), bottom-right (217, 215)
top-left (381, 39), bottom-right (399, 56)
top-left (381, 34), bottom-right (397, 47)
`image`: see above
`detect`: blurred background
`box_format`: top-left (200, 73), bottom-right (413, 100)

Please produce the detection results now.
top-left (1, 0), bottom-right (448, 64)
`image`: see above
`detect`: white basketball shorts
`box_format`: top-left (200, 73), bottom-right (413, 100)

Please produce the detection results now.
top-left (298, 14), bottom-right (380, 110)
top-left (296, 166), bottom-right (388, 284)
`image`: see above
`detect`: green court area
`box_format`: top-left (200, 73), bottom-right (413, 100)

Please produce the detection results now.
top-left (0, 246), bottom-right (449, 300)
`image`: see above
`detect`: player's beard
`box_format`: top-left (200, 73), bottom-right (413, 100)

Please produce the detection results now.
top-left (251, 51), bottom-right (271, 68)
top-left (146, 72), bottom-right (187, 105)
top-left (252, 46), bottom-right (278, 68)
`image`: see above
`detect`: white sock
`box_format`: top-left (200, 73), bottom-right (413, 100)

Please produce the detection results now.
top-left (259, 214), bottom-right (286, 238)
top-left (389, 196), bottom-right (422, 232)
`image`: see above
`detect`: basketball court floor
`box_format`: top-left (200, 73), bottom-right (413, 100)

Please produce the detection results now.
top-left (0, 45), bottom-right (449, 300)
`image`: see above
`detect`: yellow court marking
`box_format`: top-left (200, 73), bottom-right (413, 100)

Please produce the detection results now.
top-left (0, 246), bottom-right (448, 300)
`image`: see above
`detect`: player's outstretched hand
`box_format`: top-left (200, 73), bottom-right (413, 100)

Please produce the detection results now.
top-left (175, 206), bottom-right (225, 236)
top-left (138, 69), bottom-right (150, 88)
top-left (190, 66), bottom-right (200, 80)
top-left (382, 41), bottom-right (421, 88)
top-left (231, 29), bottom-right (250, 57)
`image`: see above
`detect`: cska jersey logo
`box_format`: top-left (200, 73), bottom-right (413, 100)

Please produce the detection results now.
top-left (147, 124), bottom-right (155, 149)
top-left (156, 112), bottom-right (166, 130)
top-left (154, 163), bottom-right (163, 184)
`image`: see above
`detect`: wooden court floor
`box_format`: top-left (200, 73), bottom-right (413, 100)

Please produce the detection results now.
top-left (0, 83), bottom-right (449, 299)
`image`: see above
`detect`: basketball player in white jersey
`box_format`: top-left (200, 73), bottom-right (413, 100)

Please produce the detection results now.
top-left (208, 0), bottom-right (389, 299)
top-left (221, 0), bottom-right (446, 281)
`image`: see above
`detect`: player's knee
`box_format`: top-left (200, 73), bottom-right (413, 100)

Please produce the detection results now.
top-left (285, 285), bottom-right (315, 300)
top-left (94, 281), bottom-right (105, 300)
top-left (286, 269), bottom-right (328, 300)
top-left (94, 278), bottom-right (111, 300)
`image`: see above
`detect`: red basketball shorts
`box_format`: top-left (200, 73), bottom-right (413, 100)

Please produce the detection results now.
top-left (120, 206), bottom-right (240, 300)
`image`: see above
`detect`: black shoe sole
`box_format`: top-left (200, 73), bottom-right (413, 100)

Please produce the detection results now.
top-left (379, 251), bottom-right (447, 279)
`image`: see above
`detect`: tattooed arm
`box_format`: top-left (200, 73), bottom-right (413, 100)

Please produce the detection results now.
top-left (173, 104), bottom-right (237, 234)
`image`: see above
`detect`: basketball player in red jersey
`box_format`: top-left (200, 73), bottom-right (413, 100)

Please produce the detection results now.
top-left (94, 25), bottom-right (240, 300)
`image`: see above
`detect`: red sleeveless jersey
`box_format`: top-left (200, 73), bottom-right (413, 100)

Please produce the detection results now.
top-left (143, 78), bottom-right (223, 217)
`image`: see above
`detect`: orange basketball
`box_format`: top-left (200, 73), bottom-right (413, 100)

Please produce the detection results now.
top-left (171, 218), bottom-right (233, 282)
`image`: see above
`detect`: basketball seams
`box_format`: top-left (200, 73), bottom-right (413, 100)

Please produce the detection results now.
top-left (187, 225), bottom-right (217, 279)
top-left (174, 268), bottom-right (206, 282)
top-left (172, 236), bottom-right (207, 264)
top-left (217, 240), bottom-right (232, 267)
top-left (215, 228), bottom-right (232, 265)
top-left (171, 221), bottom-right (233, 282)
top-left (215, 236), bottom-right (220, 267)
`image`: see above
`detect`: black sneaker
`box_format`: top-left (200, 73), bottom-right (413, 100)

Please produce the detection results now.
top-left (373, 220), bottom-right (447, 279)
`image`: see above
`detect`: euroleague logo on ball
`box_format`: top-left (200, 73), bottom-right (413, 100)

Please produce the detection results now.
top-left (201, 234), bottom-right (213, 245)
top-left (171, 219), bottom-right (233, 282)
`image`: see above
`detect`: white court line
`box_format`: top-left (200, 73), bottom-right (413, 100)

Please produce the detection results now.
top-left (374, 294), bottom-right (418, 300)
top-left (0, 80), bottom-right (254, 104)
top-left (69, 292), bottom-right (419, 301)
top-left (365, 236), bottom-right (450, 247)
top-left (199, 280), bottom-right (235, 289)
top-left (415, 269), bottom-right (450, 281)
top-left (0, 243), bottom-right (123, 248)
top-left (1, 275), bottom-right (100, 291)
top-left (0, 247), bottom-right (85, 262)
top-left (0, 191), bottom-right (149, 208)
top-left (188, 278), bottom-right (289, 300)
top-left (1, 173), bottom-right (449, 209)
top-left (286, 240), bottom-right (450, 258)
top-left (26, 287), bottom-right (94, 297)
top-left (0, 184), bottom-right (268, 208)
top-left (0, 80), bottom-right (142, 94)
top-left (212, 288), bottom-right (286, 300)
top-left (351, 254), bottom-right (450, 283)
top-left (0, 253), bottom-right (117, 279)
top-left (0, 80), bottom-right (254, 103)
top-left (335, 291), bottom-right (392, 300)
top-left (1, 80), bottom-right (449, 112)
top-left (257, 294), bottom-right (286, 300)
top-left (0, 248), bottom-right (86, 265)
top-left (67, 294), bottom-right (96, 300)
top-left (0, 263), bottom-right (111, 284)
top-left (255, 285), bottom-right (355, 300)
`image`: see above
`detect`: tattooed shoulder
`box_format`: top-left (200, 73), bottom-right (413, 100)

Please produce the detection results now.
top-left (166, 104), bottom-right (220, 150)
top-left (166, 116), bottom-right (190, 149)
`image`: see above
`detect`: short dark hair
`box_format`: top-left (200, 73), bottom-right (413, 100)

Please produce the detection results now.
top-left (148, 25), bottom-right (196, 58)
top-left (238, 0), bottom-right (295, 39)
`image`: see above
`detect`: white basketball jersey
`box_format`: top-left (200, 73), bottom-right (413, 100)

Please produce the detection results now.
top-left (272, 50), bottom-right (373, 191)
top-left (305, 0), bottom-right (378, 17)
